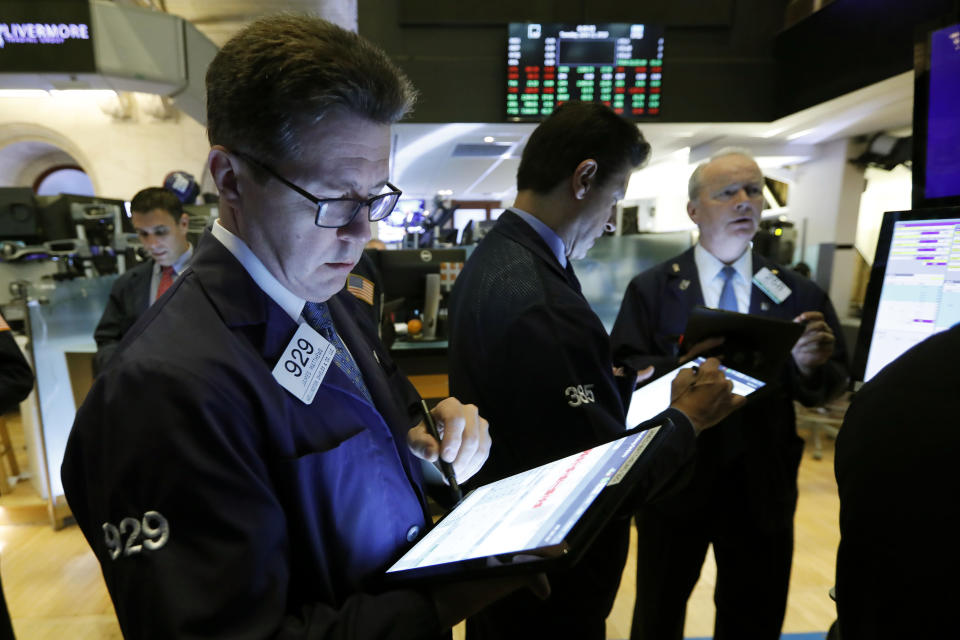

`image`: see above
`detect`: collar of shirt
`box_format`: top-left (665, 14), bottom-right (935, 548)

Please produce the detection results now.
top-left (154, 243), bottom-right (194, 278)
top-left (211, 220), bottom-right (306, 323)
top-left (510, 207), bottom-right (568, 268)
top-left (693, 242), bottom-right (753, 312)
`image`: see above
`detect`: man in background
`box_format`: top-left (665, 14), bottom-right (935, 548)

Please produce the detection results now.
top-left (611, 148), bottom-right (849, 639)
top-left (92, 186), bottom-right (192, 373)
top-left (0, 310), bottom-right (34, 639)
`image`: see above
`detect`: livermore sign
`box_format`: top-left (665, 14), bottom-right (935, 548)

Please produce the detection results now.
top-left (0, 22), bottom-right (91, 48)
top-left (0, 1), bottom-right (96, 74)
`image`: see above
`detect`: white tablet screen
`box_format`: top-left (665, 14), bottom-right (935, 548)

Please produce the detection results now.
top-left (625, 357), bottom-right (765, 429)
top-left (387, 426), bottom-right (661, 573)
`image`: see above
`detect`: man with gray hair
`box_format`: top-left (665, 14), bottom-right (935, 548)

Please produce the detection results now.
top-left (62, 14), bottom-right (524, 639)
top-left (611, 149), bottom-right (849, 639)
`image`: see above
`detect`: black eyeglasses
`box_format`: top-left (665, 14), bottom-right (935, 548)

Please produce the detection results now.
top-left (233, 151), bottom-right (402, 229)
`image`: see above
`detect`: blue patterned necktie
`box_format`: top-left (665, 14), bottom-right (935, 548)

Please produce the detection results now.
top-left (302, 301), bottom-right (372, 402)
top-left (718, 265), bottom-right (739, 312)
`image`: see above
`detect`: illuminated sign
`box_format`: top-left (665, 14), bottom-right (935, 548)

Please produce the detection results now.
top-left (0, 22), bottom-right (90, 48)
top-left (506, 23), bottom-right (665, 121)
top-left (0, 1), bottom-right (96, 73)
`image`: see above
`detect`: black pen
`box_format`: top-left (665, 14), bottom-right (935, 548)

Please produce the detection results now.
top-left (420, 399), bottom-right (462, 502)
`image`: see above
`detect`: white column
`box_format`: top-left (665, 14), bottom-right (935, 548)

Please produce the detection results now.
top-left (789, 138), bottom-right (867, 319)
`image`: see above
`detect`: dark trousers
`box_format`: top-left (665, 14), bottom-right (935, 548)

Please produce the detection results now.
top-left (466, 582), bottom-right (607, 640)
top-left (630, 505), bottom-right (794, 640)
top-left (466, 520), bottom-right (630, 640)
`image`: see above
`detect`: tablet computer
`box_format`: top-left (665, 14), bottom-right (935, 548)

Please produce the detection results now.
top-left (624, 357), bottom-right (766, 428)
top-left (381, 420), bottom-right (670, 586)
top-left (683, 306), bottom-right (804, 381)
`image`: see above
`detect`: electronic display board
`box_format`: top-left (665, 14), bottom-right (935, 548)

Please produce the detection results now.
top-left (0, 1), bottom-right (95, 73)
top-left (506, 23), bottom-right (664, 121)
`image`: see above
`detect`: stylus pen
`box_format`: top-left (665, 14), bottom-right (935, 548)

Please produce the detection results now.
top-left (420, 399), bottom-right (463, 502)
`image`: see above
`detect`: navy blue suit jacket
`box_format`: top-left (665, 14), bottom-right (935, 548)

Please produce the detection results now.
top-left (611, 247), bottom-right (849, 527)
top-left (63, 232), bottom-right (443, 639)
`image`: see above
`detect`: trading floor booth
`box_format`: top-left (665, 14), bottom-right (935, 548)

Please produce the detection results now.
top-left (19, 276), bottom-right (115, 528)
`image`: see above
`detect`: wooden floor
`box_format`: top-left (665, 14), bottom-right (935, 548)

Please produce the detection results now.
top-left (1, 410), bottom-right (842, 640)
top-left (606, 417), bottom-right (842, 639)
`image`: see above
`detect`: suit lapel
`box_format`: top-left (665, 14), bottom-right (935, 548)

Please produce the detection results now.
top-left (327, 294), bottom-right (387, 408)
top-left (665, 247), bottom-right (705, 316)
top-left (133, 262), bottom-right (153, 313)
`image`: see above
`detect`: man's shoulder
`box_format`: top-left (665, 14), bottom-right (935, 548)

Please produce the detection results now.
top-left (628, 250), bottom-right (693, 289)
top-left (456, 230), bottom-right (546, 299)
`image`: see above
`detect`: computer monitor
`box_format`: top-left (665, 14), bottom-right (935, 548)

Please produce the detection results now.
top-left (379, 248), bottom-right (467, 324)
top-left (36, 193), bottom-right (133, 241)
top-left (852, 207), bottom-right (960, 383)
top-left (0, 187), bottom-right (40, 242)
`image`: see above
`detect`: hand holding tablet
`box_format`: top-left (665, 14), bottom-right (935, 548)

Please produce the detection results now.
top-left (668, 357), bottom-right (747, 433)
top-left (625, 357), bottom-right (765, 432)
top-left (384, 424), bottom-right (669, 586)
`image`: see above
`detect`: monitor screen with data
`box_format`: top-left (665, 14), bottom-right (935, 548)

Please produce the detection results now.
top-left (854, 209), bottom-right (960, 383)
top-left (506, 22), bottom-right (665, 120)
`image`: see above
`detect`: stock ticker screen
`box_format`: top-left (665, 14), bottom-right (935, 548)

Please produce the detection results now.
top-left (506, 23), bottom-right (665, 121)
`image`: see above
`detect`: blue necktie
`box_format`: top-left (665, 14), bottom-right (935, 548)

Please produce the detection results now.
top-left (718, 265), bottom-right (739, 312)
top-left (302, 301), bottom-right (372, 402)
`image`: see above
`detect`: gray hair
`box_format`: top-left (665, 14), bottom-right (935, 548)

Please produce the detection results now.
top-left (688, 147), bottom-right (758, 201)
top-left (206, 13), bottom-right (417, 167)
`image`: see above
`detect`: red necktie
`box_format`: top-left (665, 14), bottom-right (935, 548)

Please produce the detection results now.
top-left (157, 266), bottom-right (175, 299)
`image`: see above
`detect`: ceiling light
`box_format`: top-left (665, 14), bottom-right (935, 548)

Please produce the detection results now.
top-left (483, 136), bottom-right (495, 143)
top-left (760, 126), bottom-right (787, 138)
top-left (786, 128), bottom-right (816, 141)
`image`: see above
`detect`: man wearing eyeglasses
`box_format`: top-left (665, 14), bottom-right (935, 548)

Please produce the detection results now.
top-left (61, 15), bottom-right (524, 640)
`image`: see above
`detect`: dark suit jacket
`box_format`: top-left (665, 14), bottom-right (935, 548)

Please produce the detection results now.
top-left (610, 246), bottom-right (849, 527)
top-left (63, 232), bottom-right (444, 640)
top-left (0, 322), bottom-right (32, 637)
top-left (447, 211), bottom-right (698, 628)
top-left (93, 259), bottom-right (153, 374)
top-left (0, 327), bottom-right (33, 412)
top-left (835, 324), bottom-right (960, 639)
